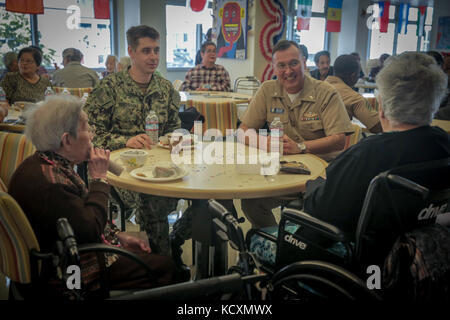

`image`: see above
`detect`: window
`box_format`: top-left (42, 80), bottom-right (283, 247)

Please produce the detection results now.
top-left (0, 0), bottom-right (112, 70)
top-left (0, 2), bottom-right (32, 68)
top-left (39, 0), bottom-right (111, 69)
top-left (166, 2), bottom-right (213, 69)
top-left (291, 0), bottom-right (328, 67)
top-left (368, 3), bottom-right (433, 59)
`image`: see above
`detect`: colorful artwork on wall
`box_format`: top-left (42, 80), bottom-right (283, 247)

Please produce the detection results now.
top-left (215, 0), bottom-right (248, 60)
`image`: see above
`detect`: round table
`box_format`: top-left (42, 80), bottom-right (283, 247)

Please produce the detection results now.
top-left (179, 91), bottom-right (252, 134)
top-left (107, 142), bottom-right (327, 199)
top-left (107, 141), bottom-right (327, 279)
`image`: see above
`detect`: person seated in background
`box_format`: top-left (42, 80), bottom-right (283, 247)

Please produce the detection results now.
top-left (102, 54), bottom-right (117, 78)
top-left (303, 52), bottom-right (450, 236)
top-left (310, 50), bottom-right (334, 81)
top-left (368, 53), bottom-right (390, 82)
top-left (350, 52), bottom-right (366, 79)
top-left (117, 56), bottom-right (131, 72)
top-left (427, 52), bottom-right (450, 121)
top-left (52, 48), bottom-right (99, 88)
top-left (195, 28), bottom-right (212, 65)
top-left (0, 102), bottom-right (8, 122)
top-left (0, 51), bottom-right (19, 82)
top-left (9, 95), bottom-right (180, 299)
top-left (326, 54), bottom-right (382, 133)
top-left (180, 41), bottom-right (232, 92)
top-left (30, 45), bottom-right (50, 80)
top-left (0, 47), bottom-right (51, 104)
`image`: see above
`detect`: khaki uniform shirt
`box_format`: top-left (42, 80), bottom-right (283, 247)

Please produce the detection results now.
top-left (52, 61), bottom-right (99, 88)
top-left (326, 76), bottom-right (380, 130)
top-left (241, 75), bottom-right (353, 161)
top-left (84, 70), bottom-right (181, 150)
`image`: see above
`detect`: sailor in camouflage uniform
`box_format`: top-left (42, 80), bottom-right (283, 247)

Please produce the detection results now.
top-left (84, 25), bottom-right (182, 256)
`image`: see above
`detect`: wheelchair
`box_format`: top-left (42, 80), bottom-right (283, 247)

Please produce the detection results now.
top-left (245, 157), bottom-right (450, 301)
top-left (63, 158), bottom-right (450, 301)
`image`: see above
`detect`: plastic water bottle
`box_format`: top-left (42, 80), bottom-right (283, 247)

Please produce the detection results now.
top-left (145, 110), bottom-right (159, 143)
top-left (81, 92), bottom-right (89, 105)
top-left (269, 117), bottom-right (284, 155)
top-left (62, 88), bottom-right (70, 95)
top-left (0, 87), bottom-right (6, 102)
top-left (44, 86), bottom-right (55, 98)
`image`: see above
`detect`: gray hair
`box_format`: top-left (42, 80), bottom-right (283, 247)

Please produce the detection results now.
top-left (3, 51), bottom-right (18, 69)
top-left (62, 48), bottom-right (83, 62)
top-left (118, 56), bottom-right (131, 69)
top-left (376, 52), bottom-right (448, 126)
top-left (106, 54), bottom-right (117, 63)
top-left (26, 95), bottom-right (83, 151)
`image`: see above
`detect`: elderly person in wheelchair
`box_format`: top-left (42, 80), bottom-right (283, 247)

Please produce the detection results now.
top-left (8, 95), bottom-right (180, 299)
top-left (247, 52), bottom-right (450, 300)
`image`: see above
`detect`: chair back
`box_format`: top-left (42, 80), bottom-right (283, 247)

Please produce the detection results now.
top-left (172, 79), bottom-right (183, 91)
top-left (0, 191), bottom-right (40, 283)
top-left (234, 76), bottom-right (261, 96)
top-left (0, 131), bottom-right (35, 190)
top-left (53, 87), bottom-right (93, 98)
top-left (344, 123), bottom-right (362, 150)
top-left (354, 157), bottom-right (450, 268)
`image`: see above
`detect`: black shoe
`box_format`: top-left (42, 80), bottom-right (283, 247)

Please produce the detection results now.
top-left (175, 264), bottom-right (191, 282)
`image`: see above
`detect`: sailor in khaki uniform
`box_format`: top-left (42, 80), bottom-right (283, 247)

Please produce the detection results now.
top-left (325, 54), bottom-right (382, 133)
top-left (237, 40), bottom-right (353, 229)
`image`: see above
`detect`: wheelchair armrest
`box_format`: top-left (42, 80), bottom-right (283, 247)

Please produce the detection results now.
top-left (78, 243), bottom-right (155, 281)
top-left (282, 208), bottom-right (349, 243)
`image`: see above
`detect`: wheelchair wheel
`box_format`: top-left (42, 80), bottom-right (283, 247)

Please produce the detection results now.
top-left (270, 273), bottom-right (355, 301)
top-left (267, 260), bottom-right (382, 301)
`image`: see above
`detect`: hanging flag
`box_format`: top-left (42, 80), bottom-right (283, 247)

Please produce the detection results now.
top-left (189, 0), bottom-right (208, 12)
top-left (297, 0), bottom-right (312, 31)
top-left (94, 0), bottom-right (110, 19)
top-left (378, 1), bottom-right (390, 33)
top-left (5, 0), bottom-right (44, 14)
top-left (326, 0), bottom-right (343, 32)
top-left (417, 6), bottom-right (427, 37)
top-left (397, 3), bottom-right (409, 34)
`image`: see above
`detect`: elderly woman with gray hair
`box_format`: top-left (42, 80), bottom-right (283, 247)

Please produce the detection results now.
top-left (9, 95), bottom-right (178, 299)
top-left (302, 52), bottom-right (450, 236)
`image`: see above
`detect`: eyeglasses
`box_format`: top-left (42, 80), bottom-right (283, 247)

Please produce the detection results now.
top-left (19, 59), bottom-right (36, 65)
top-left (275, 60), bottom-right (301, 71)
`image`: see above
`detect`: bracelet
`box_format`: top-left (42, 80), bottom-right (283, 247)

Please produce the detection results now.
top-left (89, 177), bottom-right (108, 184)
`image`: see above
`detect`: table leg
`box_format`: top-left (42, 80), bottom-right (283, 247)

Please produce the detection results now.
top-left (191, 199), bottom-right (228, 279)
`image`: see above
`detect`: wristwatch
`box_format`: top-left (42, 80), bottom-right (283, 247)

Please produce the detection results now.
top-left (297, 142), bottom-right (307, 154)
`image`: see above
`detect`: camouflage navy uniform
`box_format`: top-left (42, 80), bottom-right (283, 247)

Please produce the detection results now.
top-left (84, 69), bottom-right (180, 255)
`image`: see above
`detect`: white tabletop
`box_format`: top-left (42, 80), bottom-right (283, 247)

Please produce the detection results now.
top-left (107, 141), bottom-right (327, 200)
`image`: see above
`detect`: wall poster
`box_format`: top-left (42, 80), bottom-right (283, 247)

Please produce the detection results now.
top-left (436, 16), bottom-right (450, 50)
top-left (215, 0), bottom-right (248, 60)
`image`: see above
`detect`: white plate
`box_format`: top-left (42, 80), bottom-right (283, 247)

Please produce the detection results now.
top-left (130, 164), bottom-right (188, 182)
top-left (158, 141), bottom-right (170, 149)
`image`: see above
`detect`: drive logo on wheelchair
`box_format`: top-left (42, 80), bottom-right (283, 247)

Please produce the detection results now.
top-left (284, 234), bottom-right (307, 250)
top-left (417, 203), bottom-right (447, 220)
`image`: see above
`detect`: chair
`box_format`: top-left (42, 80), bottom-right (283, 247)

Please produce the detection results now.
top-left (172, 79), bottom-right (183, 91)
top-left (0, 131), bottom-right (35, 191)
top-left (234, 76), bottom-right (261, 96)
top-left (343, 123), bottom-right (363, 150)
top-left (53, 87), bottom-right (93, 98)
top-left (246, 157), bottom-right (450, 299)
top-left (0, 191), bottom-right (157, 300)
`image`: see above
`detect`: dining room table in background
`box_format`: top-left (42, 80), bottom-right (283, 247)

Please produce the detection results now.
top-left (0, 106), bottom-right (25, 133)
top-left (179, 91), bottom-right (252, 135)
top-left (107, 140), bottom-right (328, 279)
